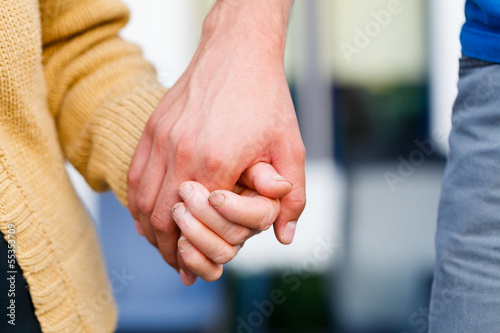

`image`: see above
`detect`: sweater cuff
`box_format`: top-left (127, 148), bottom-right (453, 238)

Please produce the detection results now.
top-left (90, 81), bottom-right (167, 206)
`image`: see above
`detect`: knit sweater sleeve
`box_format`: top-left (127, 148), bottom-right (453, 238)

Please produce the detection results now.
top-left (40, 0), bottom-right (167, 206)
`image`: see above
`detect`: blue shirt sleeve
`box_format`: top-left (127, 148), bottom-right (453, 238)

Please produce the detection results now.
top-left (461, 0), bottom-right (500, 62)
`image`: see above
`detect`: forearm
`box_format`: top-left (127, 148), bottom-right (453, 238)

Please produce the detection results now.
top-left (202, 0), bottom-right (294, 63)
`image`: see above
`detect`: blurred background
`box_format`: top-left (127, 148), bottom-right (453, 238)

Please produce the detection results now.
top-left (68, 0), bottom-right (466, 332)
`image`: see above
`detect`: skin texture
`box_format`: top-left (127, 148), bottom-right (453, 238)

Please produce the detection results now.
top-left (127, 0), bottom-right (306, 279)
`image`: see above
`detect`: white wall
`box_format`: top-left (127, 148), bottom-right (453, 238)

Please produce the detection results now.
top-left (430, 0), bottom-right (466, 155)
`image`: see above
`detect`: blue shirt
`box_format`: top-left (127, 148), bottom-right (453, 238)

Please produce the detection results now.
top-left (461, 0), bottom-right (500, 62)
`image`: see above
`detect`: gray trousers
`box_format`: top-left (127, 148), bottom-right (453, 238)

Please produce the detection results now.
top-left (429, 56), bottom-right (500, 332)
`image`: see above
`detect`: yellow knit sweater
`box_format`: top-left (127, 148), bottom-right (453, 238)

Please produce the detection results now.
top-left (0, 0), bottom-right (166, 331)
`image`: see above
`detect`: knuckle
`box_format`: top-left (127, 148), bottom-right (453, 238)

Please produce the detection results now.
top-left (135, 191), bottom-right (154, 215)
top-left (296, 143), bottom-right (306, 160)
top-left (289, 195), bottom-right (307, 215)
top-left (224, 226), bottom-right (252, 246)
top-left (127, 167), bottom-right (141, 188)
top-left (202, 146), bottom-right (231, 175)
top-left (202, 150), bottom-right (225, 174)
top-left (288, 140), bottom-right (306, 165)
top-left (150, 212), bottom-right (169, 232)
top-left (174, 134), bottom-right (194, 162)
top-left (210, 244), bottom-right (236, 265)
top-left (153, 126), bottom-right (170, 151)
top-left (145, 113), bottom-right (160, 135)
top-left (256, 202), bottom-right (276, 231)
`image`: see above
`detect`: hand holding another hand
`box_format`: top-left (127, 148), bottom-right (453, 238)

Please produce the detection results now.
top-left (127, 0), bottom-right (306, 273)
top-left (172, 163), bottom-right (294, 285)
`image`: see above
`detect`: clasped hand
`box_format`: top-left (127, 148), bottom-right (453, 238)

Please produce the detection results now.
top-left (127, 5), bottom-right (306, 284)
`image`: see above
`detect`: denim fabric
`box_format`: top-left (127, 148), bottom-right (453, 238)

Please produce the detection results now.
top-left (429, 56), bottom-right (500, 332)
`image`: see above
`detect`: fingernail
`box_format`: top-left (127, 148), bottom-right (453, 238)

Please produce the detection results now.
top-left (172, 203), bottom-right (187, 221)
top-left (178, 183), bottom-right (193, 200)
top-left (274, 175), bottom-right (293, 187)
top-left (134, 220), bottom-right (144, 236)
top-left (208, 192), bottom-right (226, 209)
top-left (282, 221), bottom-right (297, 244)
top-left (178, 236), bottom-right (193, 253)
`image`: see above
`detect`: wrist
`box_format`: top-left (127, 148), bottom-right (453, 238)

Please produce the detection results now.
top-left (202, 0), bottom-right (293, 61)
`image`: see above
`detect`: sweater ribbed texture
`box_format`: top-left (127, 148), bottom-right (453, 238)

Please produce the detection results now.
top-left (0, 0), bottom-right (166, 331)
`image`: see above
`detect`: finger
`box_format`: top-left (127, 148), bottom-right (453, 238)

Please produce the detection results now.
top-left (150, 174), bottom-right (184, 270)
top-left (127, 131), bottom-right (153, 220)
top-left (176, 243), bottom-right (198, 286)
top-left (272, 149), bottom-right (307, 245)
top-left (178, 182), bottom-right (256, 245)
top-left (239, 162), bottom-right (293, 199)
top-left (172, 202), bottom-right (241, 265)
top-left (208, 188), bottom-right (281, 232)
top-left (178, 236), bottom-right (224, 283)
top-left (135, 152), bottom-right (167, 243)
top-left (127, 132), bottom-right (162, 245)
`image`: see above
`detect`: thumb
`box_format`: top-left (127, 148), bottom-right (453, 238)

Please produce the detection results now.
top-left (238, 162), bottom-right (293, 199)
top-left (271, 152), bottom-right (306, 245)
